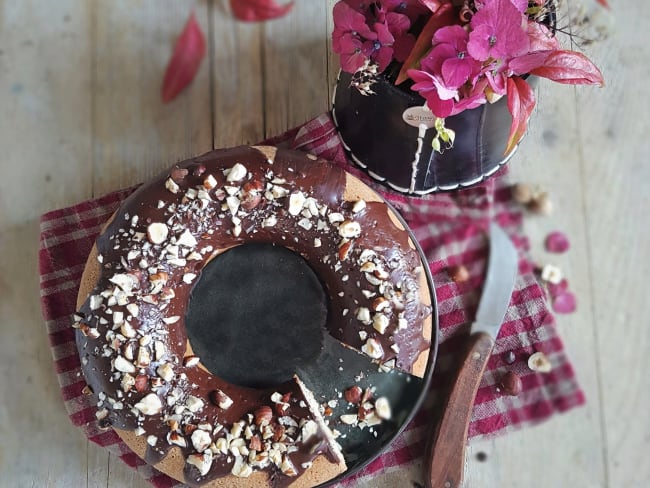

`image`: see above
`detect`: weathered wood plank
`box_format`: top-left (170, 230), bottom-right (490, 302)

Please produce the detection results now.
top-left (0, 1), bottom-right (93, 486)
top-left (211, 0), bottom-right (265, 147)
top-left (326, 0), bottom-right (340, 106)
top-left (87, 440), bottom-right (110, 487)
top-left (91, 0), bottom-right (213, 197)
top-left (261, 0), bottom-right (331, 137)
top-left (577, 1), bottom-right (650, 485)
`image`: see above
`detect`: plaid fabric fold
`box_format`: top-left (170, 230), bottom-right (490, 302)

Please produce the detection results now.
top-left (39, 112), bottom-right (584, 487)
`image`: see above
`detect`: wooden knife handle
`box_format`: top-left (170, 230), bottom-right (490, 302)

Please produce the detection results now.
top-left (426, 331), bottom-right (495, 488)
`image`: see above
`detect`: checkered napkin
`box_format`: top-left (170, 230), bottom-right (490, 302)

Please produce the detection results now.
top-left (39, 112), bottom-right (585, 487)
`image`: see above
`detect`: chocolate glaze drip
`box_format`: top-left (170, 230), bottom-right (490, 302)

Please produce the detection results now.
top-left (75, 146), bottom-right (431, 486)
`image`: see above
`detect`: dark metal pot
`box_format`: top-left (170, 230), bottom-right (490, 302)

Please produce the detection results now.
top-left (332, 70), bottom-right (521, 194)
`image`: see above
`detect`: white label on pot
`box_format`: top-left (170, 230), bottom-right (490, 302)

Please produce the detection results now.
top-left (402, 106), bottom-right (437, 129)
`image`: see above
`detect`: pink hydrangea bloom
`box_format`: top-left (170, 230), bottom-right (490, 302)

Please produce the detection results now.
top-left (407, 65), bottom-right (488, 118)
top-left (408, 69), bottom-right (457, 117)
top-left (333, 1), bottom-right (415, 73)
top-left (429, 25), bottom-right (481, 89)
top-left (336, 33), bottom-right (369, 72)
top-left (467, 0), bottom-right (530, 62)
top-left (366, 22), bottom-right (397, 71)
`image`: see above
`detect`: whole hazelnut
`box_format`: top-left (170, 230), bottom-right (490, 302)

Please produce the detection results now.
top-left (344, 385), bottom-right (363, 404)
top-left (134, 374), bottom-right (149, 393)
top-left (498, 371), bottom-right (523, 396)
top-left (512, 183), bottom-right (533, 204)
top-left (528, 192), bottom-right (553, 216)
top-left (448, 264), bottom-right (470, 283)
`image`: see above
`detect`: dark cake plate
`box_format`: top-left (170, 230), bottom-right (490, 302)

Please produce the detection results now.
top-left (332, 71), bottom-right (520, 195)
top-left (184, 211), bottom-right (438, 485)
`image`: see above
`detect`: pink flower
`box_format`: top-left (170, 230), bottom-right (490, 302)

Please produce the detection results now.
top-left (454, 78), bottom-right (489, 112)
top-left (407, 65), bottom-right (488, 118)
top-left (365, 22), bottom-right (397, 71)
top-left (467, 0), bottom-right (530, 62)
top-left (428, 25), bottom-right (481, 89)
top-left (406, 24), bottom-right (487, 117)
top-left (407, 69), bottom-right (456, 117)
top-left (333, 1), bottom-right (415, 73)
top-left (332, 0), bottom-right (604, 126)
top-left (337, 33), bottom-right (369, 72)
top-left (485, 67), bottom-right (508, 95)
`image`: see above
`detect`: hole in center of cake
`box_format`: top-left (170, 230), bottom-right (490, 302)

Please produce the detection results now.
top-left (185, 243), bottom-right (327, 388)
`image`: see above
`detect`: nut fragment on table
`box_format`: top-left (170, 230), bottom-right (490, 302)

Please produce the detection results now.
top-left (528, 351), bottom-right (552, 373)
top-left (541, 264), bottom-right (563, 285)
top-left (528, 192), bottom-right (553, 215)
top-left (512, 183), bottom-right (533, 204)
top-left (448, 264), bottom-right (470, 283)
top-left (503, 351), bottom-right (516, 365)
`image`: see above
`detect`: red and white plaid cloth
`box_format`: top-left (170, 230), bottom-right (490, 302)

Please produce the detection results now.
top-left (39, 112), bottom-right (584, 487)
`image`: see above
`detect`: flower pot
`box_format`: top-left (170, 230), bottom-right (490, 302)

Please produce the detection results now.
top-left (332, 70), bottom-right (520, 194)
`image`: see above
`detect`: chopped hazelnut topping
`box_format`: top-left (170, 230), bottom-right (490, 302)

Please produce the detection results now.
top-left (165, 178), bottom-right (180, 194)
top-left (338, 220), bottom-right (361, 239)
top-left (362, 338), bottom-right (384, 359)
top-left (114, 356), bottom-right (136, 374)
top-left (134, 393), bottom-right (162, 416)
top-left (226, 163), bottom-right (247, 182)
top-left (191, 429), bottom-right (212, 452)
top-left (372, 314), bottom-right (390, 335)
top-left (156, 363), bottom-right (174, 382)
top-left (147, 222), bottom-right (169, 244)
top-left (352, 200), bottom-right (366, 213)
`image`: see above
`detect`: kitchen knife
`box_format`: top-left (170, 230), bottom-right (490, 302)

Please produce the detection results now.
top-left (425, 222), bottom-right (519, 488)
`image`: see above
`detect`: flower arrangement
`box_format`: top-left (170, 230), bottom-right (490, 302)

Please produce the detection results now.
top-left (332, 0), bottom-right (605, 154)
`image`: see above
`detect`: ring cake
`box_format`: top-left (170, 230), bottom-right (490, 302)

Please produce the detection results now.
top-left (74, 146), bottom-right (432, 487)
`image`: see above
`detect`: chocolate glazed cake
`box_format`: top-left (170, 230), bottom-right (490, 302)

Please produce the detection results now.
top-left (74, 146), bottom-right (433, 487)
top-left (332, 70), bottom-right (522, 194)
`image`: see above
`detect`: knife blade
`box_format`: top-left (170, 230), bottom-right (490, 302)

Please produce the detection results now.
top-left (425, 223), bottom-right (519, 488)
top-left (472, 222), bottom-right (519, 337)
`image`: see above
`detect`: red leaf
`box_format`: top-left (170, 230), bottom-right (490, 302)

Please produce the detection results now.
top-left (553, 291), bottom-right (577, 314)
top-left (395, 3), bottom-right (455, 85)
top-left (505, 76), bottom-right (536, 155)
top-left (509, 51), bottom-right (553, 76)
top-left (545, 231), bottom-right (570, 253)
top-left (230, 0), bottom-right (294, 22)
top-left (161, 12), bottom-right (207, 103)
top-left (529, 50), bottom-right (604, 86)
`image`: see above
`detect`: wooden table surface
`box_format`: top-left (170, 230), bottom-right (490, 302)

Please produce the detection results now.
top-left (1, 1), bottom-right (647, 487)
